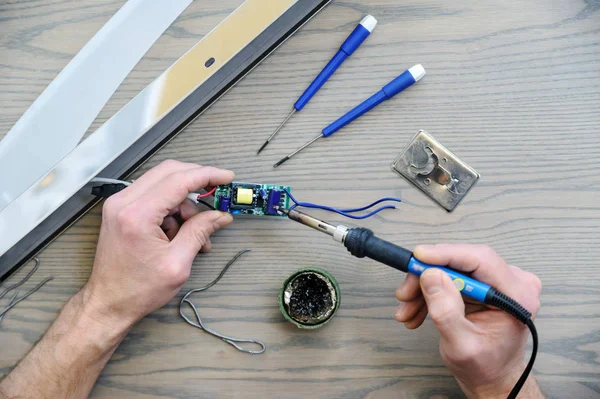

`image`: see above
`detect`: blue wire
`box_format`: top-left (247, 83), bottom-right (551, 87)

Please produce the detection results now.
top-left (339, 197), bottom-right (402, 213)
top-left (283, 189), bottom-right (401, 220)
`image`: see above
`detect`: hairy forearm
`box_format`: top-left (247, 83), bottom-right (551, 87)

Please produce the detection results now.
top-left (0, 286), bottom-right (132, 398)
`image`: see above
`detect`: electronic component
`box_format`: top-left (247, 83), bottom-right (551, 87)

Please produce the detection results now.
top-left (266, 190), bottom-right (282, 215)
top-left (214, 182), bottom-right (291, 217)
top-left (235, 188), bottom-right (254, 205)
top-left (218, 197), bottom-right (231, 212)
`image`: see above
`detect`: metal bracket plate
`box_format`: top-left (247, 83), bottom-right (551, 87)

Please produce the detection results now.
top-left (391, 130), bottom-right (480, 211)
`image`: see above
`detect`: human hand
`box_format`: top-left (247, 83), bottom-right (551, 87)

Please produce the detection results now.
top-left (83, 160), bottom-right (234, 330)
top-left (395, 244), bottom-right (543, 398)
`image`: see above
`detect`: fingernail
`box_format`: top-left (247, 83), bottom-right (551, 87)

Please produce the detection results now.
top-left (421, 269), bottom-right (443, 295)
top-left (395, 304), bottom-right (405, 318)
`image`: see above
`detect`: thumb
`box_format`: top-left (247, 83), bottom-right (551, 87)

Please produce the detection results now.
top-left (420, 268), bottom-right (472, 345)
top-left (170, 211), bottom-right (233, 264)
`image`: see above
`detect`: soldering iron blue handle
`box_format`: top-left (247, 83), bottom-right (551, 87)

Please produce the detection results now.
top-left (321, 67), bottom-right (423, 137)
top-left (294, 17), bottom-right (376, 111)
top-left (343, 227), bottom-right (489, 303)
top-left (294, 51), bottom-right (348, 111)
top-left (407, 258), bottom-right (492, 303)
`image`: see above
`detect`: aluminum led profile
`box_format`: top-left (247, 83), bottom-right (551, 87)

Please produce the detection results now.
top-left (0, 0), bottom-right (299, 257)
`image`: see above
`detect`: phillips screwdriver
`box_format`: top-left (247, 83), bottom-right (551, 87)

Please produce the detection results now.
top-left (257, 15), bottom-right (378, 155)
top-left (273, 64), bottom-right (426, 168)
top-left (275, 206), bottom-right (539, 399)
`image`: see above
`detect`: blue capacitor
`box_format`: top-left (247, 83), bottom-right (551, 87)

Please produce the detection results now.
top-left (265, 190), bottom-right (282, 215)
top-left (219, 196), bottom-right (231, 212)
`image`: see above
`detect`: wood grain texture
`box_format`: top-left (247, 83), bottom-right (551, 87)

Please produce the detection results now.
top-left (1, 0), bottom-right (600, 398)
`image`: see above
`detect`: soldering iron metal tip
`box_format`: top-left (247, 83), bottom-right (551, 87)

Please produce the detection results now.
top-left (273, 156), bottom-right (290, 168)
top-left (274, 206), bottom-right (290, 215)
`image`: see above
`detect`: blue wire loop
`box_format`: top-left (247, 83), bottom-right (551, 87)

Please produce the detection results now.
top-left (283, 189), bottom-right (401, 220)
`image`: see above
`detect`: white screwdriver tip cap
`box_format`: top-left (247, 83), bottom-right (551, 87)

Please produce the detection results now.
top-left (360, 15), bottom-right (377, 33)
top-left (408, 64), bottom-right (426, 82)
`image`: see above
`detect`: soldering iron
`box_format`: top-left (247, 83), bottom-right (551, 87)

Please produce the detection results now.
top-left (277, 206), bottom-right (538, 399)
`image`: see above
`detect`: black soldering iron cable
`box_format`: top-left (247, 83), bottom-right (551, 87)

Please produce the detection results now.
top-left (508, 318), bottom-right (538, 399)
top-left (483, 288), bottom-right (538, 398)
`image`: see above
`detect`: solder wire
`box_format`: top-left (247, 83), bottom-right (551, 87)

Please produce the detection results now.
top-left (0, 258), bottom-right (40, 300)
top-left (0, 292), bottom-right (19, 323)
top-left (283, 188), bottom-right (401, 220)
top-left (179, 249), bottom-right (265, 355)
top-left (0, 277), bottom-right (54, 322)
top-left (0, 258), bottom-right (54, 324)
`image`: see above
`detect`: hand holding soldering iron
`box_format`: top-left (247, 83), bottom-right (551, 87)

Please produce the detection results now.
top-left (396, 244), bottom-right (543, 398)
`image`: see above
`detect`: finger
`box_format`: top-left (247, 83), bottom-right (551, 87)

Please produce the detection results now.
top-left (169, 211), bottom-right (233, 265)
top-left (511, 266), bottom-right (543, 297)
top-left (465, 303), bottom-right (487, 315)
top-left (123, 160), bottom-right (200, 199)
top-left (199, 238), bottom-right (212, 253)
top-left (395, 297), bottom-right (425, 322)
top-left (179, 199), bottom-right (202, 221)
top-left (161, 216), bottom-right (181, 241)
top-left (396, 273), bottom-right (421, 302)
top-left (404, 305), bottom-right (428, 330)
top-left (414, 244), bottom-right (536, 314)
top-left (420, 268), bottom-right (474, 345)
top-left (138, 166), bottom-right (234, 223)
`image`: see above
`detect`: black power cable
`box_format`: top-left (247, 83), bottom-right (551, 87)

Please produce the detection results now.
top-left (485, 288), bottom-right (539, 398)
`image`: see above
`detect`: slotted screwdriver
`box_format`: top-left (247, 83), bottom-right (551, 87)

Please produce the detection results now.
top-left (257, 15), bottom-right (378, 155)
top-left (273, 64), bottom-right (426, 168)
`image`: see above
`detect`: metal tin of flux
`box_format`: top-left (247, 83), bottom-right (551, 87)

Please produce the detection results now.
top-left (278, 268), bottom-right (340, 329)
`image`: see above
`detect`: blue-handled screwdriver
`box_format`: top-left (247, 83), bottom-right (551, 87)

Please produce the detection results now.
top-left (273, 64), bottom-right (426, 168)
top-left (257, 15), bottom-right (378, 155)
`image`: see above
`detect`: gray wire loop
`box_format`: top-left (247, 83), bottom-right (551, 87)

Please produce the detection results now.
top-left (179, 249), bottom-right (266, 355)
top-left (0, 277), bottom-right (54, 321)
top-left (0, 257), bottom-right (40, 300)
top-left (0, 291), bottom-right (19, 323)
top-left (0, 258), bottom-right (53, 324)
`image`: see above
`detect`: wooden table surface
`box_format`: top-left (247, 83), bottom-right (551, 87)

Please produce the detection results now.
top-left (1, 0), bottom-right (599, 398)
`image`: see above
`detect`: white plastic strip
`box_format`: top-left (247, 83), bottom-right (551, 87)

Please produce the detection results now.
top-left (0, 0), bottom-right (192, 212)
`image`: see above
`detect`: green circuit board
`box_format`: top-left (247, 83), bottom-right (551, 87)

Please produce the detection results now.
top-left (214, 182), bottom-right (291, 217)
